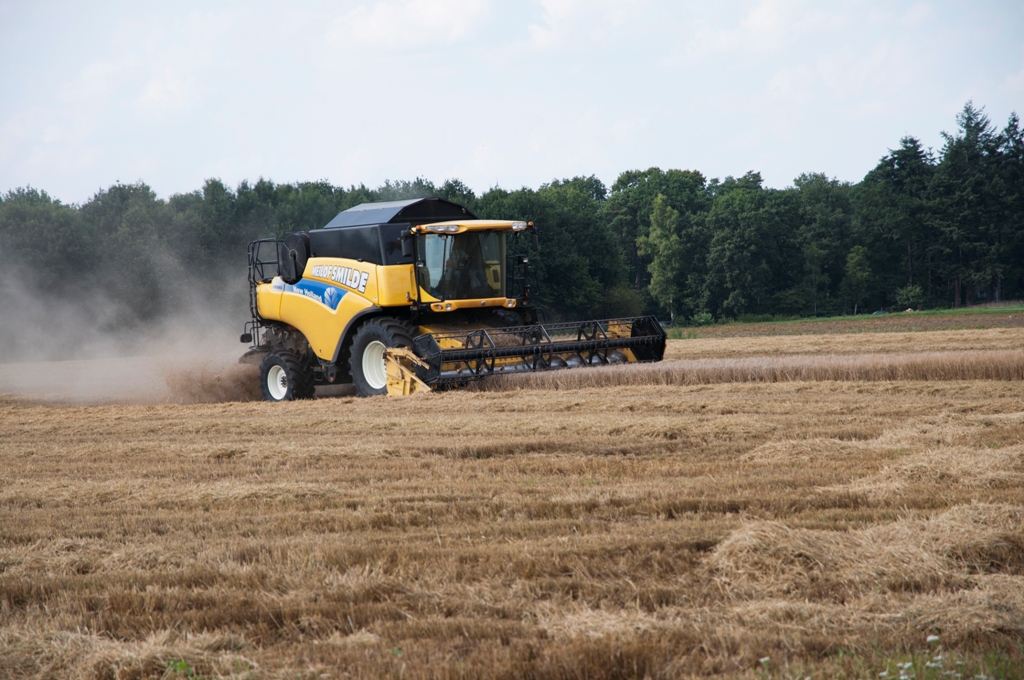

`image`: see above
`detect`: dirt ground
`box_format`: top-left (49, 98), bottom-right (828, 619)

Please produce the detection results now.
top-left (2, 326), bottom-right (1024, 679)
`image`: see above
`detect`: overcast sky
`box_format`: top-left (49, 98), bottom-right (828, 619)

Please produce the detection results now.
top-left (1, 1), bottom-right (1022, 204)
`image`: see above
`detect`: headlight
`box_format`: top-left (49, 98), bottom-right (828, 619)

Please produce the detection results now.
top-left (511, 221), bottom-right (527, 231)
top-left (429, 224), bottom-right (459, 233)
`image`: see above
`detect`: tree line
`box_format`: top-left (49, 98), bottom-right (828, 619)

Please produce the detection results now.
top-left (1, 102), bottom-right (1021, 333)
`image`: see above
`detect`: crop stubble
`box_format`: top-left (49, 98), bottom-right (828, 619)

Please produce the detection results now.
top-left (2, 329), bottom-right (1024, 678)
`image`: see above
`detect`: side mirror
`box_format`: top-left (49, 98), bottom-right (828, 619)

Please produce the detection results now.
top-left (240, 333), bottom-right (253, 344)
top-left (530, 231), bottom-right (539, 252)
top-left (401, 236), bottom-right (413, 259)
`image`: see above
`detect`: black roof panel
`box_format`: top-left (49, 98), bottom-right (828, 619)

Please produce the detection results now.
top-left (323, 197), bottom-right (475, 229)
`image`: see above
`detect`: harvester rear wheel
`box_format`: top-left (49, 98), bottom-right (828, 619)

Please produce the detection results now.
top-left (349, 318), bottom-right (415, 397)
top-left (259, 350), bottom-right (315, 402)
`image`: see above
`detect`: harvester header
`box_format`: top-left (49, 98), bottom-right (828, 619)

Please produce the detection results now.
top-left (240, 197), bottom-right (666, 399)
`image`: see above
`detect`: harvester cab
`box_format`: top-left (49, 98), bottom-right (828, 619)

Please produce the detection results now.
top-left (241, 197), bottom-right (666, 400)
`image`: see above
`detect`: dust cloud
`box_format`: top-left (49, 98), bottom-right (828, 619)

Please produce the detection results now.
top-left (0, 265), bottom-right (263, 404)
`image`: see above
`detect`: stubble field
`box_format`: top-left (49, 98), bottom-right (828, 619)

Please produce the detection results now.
top-left (2, 323), bottom-right (1024, 679)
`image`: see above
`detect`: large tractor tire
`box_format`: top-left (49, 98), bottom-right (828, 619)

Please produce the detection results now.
top-left (349, 318), bottom-right (415, 397)
top-left (259, 350), bottom-right (316, 402)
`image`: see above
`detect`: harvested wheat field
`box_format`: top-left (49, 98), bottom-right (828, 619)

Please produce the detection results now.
top-left (684, 308), bottom-right (1024, 338)
top-left (3, 327), bottom-right (1024, 679)
top-left (663, 326), bottom-right (1024, 360)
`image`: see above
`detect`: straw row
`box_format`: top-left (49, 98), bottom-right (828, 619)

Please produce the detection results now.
top-left (477, 350), bottom-right (1024, 391)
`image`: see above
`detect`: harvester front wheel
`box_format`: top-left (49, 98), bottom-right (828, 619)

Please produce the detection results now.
top-left (259, 350), bottom-right (315, 402)
top-left (349, 318), bottom-right (414, 397)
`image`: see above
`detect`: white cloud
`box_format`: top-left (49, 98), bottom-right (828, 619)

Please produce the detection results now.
top-left (816, 40), bottom-right (916, 103)
top-left (57, 59), bottom-right (123, 106)
top-left (23, 132), bottom-right (102, 176)
top-left (0, 110), bottom-right (34, 165)
top-left (136, 70), bottom-right (197, 117)
top-left (743, 0), bottom-right (784, 35)
top-left (766, 65), bottom-right (814, 105)
top-left (902, 2), bottom-right (932, 27)
top-left (1006, 61), bottom-right (1024, 93)
top-left (685, 0), bottom-right (846, 58)
top-left (40, 124), bottom-right (64, 144)
top-left (527, 0), bottom-right (582, 47)
top-left (526, 0), bottom-right (645, 49)
top-left (0, 58), bottom-right (127, 181)
top-left (331, 0), bottom-right (489, 48)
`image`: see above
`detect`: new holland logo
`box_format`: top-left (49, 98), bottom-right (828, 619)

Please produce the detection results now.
top-left (311, 265), bottom-right (370, 294)
top-left (323, 287), bottom-right (341, 308)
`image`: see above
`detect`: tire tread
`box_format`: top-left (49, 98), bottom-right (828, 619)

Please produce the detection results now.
top-left (259, 349), bottom-right (315, 401)
top-left (348, 317), bottom-right (415, 397)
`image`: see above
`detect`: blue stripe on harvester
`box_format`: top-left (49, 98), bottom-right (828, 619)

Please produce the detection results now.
top-left (283, 279), bottom-right (347, 310)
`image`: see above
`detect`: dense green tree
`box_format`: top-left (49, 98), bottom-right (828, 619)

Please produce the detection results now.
top-left (605, 168), bottom-right (710, 303)
top-left (637, 194), bottom-right (684, 322)
top-left (78, 182), bottom-right (170, 322)
top-left (998, 114), bottom-right (1024, 299)
top-left (792, 173), bottom-right (854, 315)
top-left (931, 102), bottom-right (1009, 306)
top-left (840, 245), bottom-right (872, 314)
top-left (855, 137), bottom-right (936, 308)
top-left (435, 179), bottom-right (478, 212)
top-left (0, 187), bottom-right (91, 291)
top-left (700, 175), bottom-right (800, 317)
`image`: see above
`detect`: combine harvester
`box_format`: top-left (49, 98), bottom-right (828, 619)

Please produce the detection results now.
top-left (240, 198), bottom-right (665, 399)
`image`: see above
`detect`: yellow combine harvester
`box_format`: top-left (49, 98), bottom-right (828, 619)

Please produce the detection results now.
top-left (240, 198), bottom-right (665, 399)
